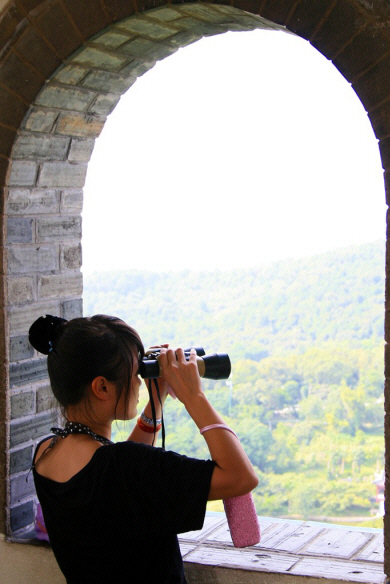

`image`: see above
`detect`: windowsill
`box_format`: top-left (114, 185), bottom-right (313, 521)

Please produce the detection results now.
top-left (179, 513), bottom-right (385, 584)
top-left (8, 514), bottom-right (384, 584)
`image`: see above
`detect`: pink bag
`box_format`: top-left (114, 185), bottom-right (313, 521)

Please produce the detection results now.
top-left (223, 492), bottom-right (261, 548)
top-left (35, 503), bottom-right (50, 542)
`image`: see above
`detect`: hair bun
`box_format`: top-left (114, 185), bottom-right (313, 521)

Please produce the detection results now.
top-left (29, 315), bottom-right (67, 355)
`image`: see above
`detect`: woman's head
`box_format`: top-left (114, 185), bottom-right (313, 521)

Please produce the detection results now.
top-left (29, 314), bottom-right (144, 419)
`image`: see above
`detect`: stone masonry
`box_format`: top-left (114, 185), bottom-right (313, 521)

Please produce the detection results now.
top-left (1, 0), bottom-right (390, 580)
top-left (3, 1), bottom-right (282, 539)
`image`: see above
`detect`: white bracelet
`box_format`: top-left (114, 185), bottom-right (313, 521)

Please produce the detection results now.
top-left (141, 410), bottom-right (162, 426)
top-left (199, 424), bottom-right (238, 438)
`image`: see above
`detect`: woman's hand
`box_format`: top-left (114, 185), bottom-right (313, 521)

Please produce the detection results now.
top-left (157, 347), bottom-right (203, 405)
top-left (143, 344), bottom-right (173, 400)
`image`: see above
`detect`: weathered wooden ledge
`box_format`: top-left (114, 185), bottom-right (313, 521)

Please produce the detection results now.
top-left (1, 514), bottom-right (384, 583)
top-left (180, 514), bottom-right (385, 584)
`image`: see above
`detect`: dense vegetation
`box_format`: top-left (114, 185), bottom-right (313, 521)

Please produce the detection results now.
top-left (84, 241), bottom-right (385, 525)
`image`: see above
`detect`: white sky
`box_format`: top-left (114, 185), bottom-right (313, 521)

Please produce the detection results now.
top-left (82, 28), bottom-right (386, 274)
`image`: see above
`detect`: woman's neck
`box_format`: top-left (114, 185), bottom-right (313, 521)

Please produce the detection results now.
top-left (65, 410), bottom-right (112, 440)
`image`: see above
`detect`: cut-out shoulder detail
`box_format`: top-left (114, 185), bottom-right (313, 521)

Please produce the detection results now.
top-left (34, 434), bottom-right (104, 483)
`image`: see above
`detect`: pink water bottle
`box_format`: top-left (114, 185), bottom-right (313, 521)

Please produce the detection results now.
top-left (223, 492), bottom-right (261, 548)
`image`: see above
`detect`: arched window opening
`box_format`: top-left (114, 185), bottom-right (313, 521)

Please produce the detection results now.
top-left (82, 29), bottom-right (385, 526)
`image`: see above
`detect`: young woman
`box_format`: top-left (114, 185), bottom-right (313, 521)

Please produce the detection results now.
top-left (29, 314), bottom-right (258, 584)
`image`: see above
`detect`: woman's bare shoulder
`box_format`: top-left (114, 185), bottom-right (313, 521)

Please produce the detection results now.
top-left (35, 435), bottom-right (102, 483)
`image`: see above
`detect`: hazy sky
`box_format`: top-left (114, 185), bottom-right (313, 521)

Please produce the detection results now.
top-left (82, 28), bottom-right (386, 274)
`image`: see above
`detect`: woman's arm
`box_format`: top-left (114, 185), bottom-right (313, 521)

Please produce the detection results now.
top-left (158, 348), bottom-right (259, 500)
top-left (128, 378), bottom-right (168, 446)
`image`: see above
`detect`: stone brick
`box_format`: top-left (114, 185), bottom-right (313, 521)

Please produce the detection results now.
top-left (370, 99), bottom-right (390, 142)
top-left (385, 170), bottom-right (390, 206)
top-left (54, 64), bottom-right (88, 86)
top-left (88, 93), bottom-right (121, 116)
top-left (0, 86), bottom-right (27, 130)
top-left (0, 155), bottom-right (10, 189)
top-left (38, 162), bottom-right (88, 188)
top-left (62, 298), bottom-right (83, 320)
top-left (8, 161), bottom-right (37, 187)
top-left (8, 276), bottom-right (35, 305)
top-left (37, 383), bottom-right (56, 413)
top-left (37, 216), bottom-right (81, 240)
top-left (0, 4), bottom-right (25, 51)
top-left (15, 27), bottom-right (61, 79)
top-left (81, 70), bottom-right (135, 94)
top-left (7, 188), bottom-right (60, 215)
top-left (10, 472), bottom-right (36, 505)
top-left (7, 217), bottom-right (33, 243)
top-left (380, 136), bottom-right (390, 171)
top-left (117, 16), bottom-right (178, 40)
top-left (56, 112), bottom-right (105, 138)
top-left (92, 29), bottom-right (131, 49)
top-left (10, 500), bottom-right (34, 532)
top-left (333, 24), bottom-right (390, 83)
top-left (171, 17), bottom-right (223, 36)
top-left (0, 51), bottom-right (44, 104)
top-left (38, 272), bottom-right (83, 299)
top-left (10, 445), bottom-right (34, 474)
top-left (23, 108), bottom-right (59, 133)
top-left (63, 0), bottom-right (110, 40)
top-left (311, 1), bottom-right (368, 61)
top-left (164, 30), bottom-right (202, 49)
top-left (35, 2), bottom-right (83, 60)
top-left (68, 138), bottom-right (95, 162)
top-left (71, 46), bottom-right (129, 70)
top-left (119, 58), bottom-right (156, 78)
top-left (120, 37), bottom-right (162, 58)
top-left (0, 123), bottom-right (16, 158)
top-left (61, 190), bottom-right (83, 213)
top-left (9, 335), bottom-right (34, 362)
top-left (10, 411), bottom-right (55, 447)
top-left (100, 0), bottom-right (135, 21)
top-left (36, 84), bottom-right (96, 113)
top-left (7, 244), bottom-right (59, 275)
top-left (285, 0), bottom-right (331, 41)
top-left (181, 3), bottom-right (239, 24)
top-left (61, 243), bottom-right (82, 270)
top-left (11, 391), bottom-right (35, 419)
top-left (8, 301), bottom-right (59, 335)
top-left (13, 133), bottom-right (70, 161)
top-left (146, 7), bottom-right (181, 22)
top-left (9, 358), bottom-right (48, 388)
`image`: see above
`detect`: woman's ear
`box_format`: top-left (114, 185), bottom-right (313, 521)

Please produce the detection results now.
top-left (91, 376), bottom-right (111, 401)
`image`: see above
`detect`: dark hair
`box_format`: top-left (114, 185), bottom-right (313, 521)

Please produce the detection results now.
top-left (29, 314), bottom-right (144, 414)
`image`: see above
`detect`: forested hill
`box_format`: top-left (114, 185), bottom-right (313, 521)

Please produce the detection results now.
top-left (84, 242), bottom-right (385, 522)
top-left (83, 241), bottom-right (385, 360)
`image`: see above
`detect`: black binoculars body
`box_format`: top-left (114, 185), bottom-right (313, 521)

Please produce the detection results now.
top-left (139, 347), bottom-right (231, 380)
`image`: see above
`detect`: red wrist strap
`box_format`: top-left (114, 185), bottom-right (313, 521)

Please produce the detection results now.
top-left (137, 418), bottom-right (162, 434)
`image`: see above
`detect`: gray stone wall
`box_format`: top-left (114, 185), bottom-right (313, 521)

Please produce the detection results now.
top-left (4, 3), bottom-right (280, 538)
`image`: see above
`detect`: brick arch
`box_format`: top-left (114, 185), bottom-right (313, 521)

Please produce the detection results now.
top-left (1, 0), bottom-right (390, 573)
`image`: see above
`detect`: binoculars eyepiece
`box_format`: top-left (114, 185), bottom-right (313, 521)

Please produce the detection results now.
top-left (139, 347), bottom-right (231, 380)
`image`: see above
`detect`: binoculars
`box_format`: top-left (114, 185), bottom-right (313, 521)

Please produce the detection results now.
top-left (139, 347), bottom-right (231, 380)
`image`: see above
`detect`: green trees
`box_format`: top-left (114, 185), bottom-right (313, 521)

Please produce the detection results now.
top-left (87, 241), bottom-right (385, 524)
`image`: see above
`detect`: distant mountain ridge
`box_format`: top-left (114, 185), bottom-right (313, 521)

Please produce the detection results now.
top-left (83, 240), bottom-right (385, 360)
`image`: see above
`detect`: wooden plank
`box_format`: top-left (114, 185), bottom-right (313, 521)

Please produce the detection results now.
top-left (304, 528), bottom-right (373, 559)
top-left (185, 544), bottom-right (298, 572)
top-left (254, 520), bottom-right (319, 550)
top-left (205, 517), bottom-right (279, 545)
top-left (290, 557), bottom-right (385, 584)
top-left (179, 515), bottom-right (226, 541)
top-left (272, 524), bottom-right (325, 553)
top-left (179, 542), bottom-right (197, 557)
top-left (354, 533), bottom-right (384, 563)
